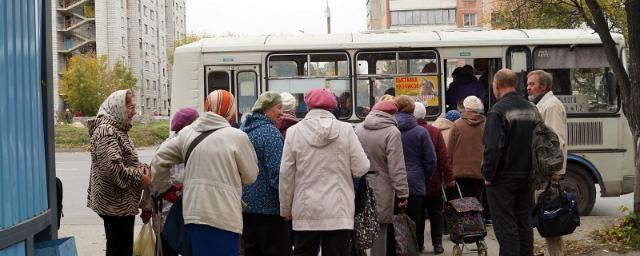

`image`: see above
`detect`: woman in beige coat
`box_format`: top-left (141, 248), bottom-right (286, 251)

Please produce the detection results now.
top-left (355, 101), bottom-right (409, 256)
top-left (279, 88), bottom-right (370, 256)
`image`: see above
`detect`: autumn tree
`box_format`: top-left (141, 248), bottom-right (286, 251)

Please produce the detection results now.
top-left (491, 0), bottom-right (640, 221)
top-left (60, 54), bottom-right (137, 116)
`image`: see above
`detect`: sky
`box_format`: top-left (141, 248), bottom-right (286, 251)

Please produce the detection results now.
top-left (185, 0), bottom-right (367, 36)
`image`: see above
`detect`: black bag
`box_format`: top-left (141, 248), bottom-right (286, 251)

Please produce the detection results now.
top-left (161, 128), bottom-right (219, 256)
top-left (533, 182), bottom-right (580, 237)
top-left (352, 175), bottom-right (379, 250)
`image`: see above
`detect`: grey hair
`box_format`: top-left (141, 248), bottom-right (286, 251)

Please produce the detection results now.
top-left (527, 70), bottom-right (553, 91)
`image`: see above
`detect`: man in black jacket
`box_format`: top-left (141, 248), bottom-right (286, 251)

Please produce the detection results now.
top-left (482, 68), bottom-right (538, 256)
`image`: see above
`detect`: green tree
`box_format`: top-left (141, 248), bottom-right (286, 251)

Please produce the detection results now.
top-left (60, 54), bottom-right (137, 116)
top-left (168, 34), bottom-right (204, 66)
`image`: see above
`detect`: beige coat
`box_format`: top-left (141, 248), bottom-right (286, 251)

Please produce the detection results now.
top-left (432, 117), bottom-right (454, 149)
top-left (279, 109), bottom-right (370, 231)
top-left (151, 112), bottom-right (259, 234)
top-left (355, 110), bottom-right (409, 224)
top-left (536, 91), bottom-right (568, 175)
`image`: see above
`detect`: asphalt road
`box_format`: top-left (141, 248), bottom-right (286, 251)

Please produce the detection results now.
top-left (55, 149), bottom-right (633, 225)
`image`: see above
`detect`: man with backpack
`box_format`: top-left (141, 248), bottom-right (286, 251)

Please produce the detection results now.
top-left (482, 68), bottom-right (539, 256)
top-left (527, 70), bottom-right (568, 256)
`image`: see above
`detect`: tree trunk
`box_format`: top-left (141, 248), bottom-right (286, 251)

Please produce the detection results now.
top-left (584, 0), bottom-right (640, 221)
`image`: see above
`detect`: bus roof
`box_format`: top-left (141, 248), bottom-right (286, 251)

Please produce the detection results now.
top-left (178, 29), bottom-right (625, 53)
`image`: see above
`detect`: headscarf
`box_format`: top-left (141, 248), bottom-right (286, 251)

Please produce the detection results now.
top-left (171, 108), bottom-right (199, 132)
top-left (205, 90), bottom-right (237, 122)
top-left (463, 96), bottom-right (484, 113)
top-left (280, 92), bottom-right (297, 114)
top-left (97, 89), bottom-right (131, 124)
top-left (445, 110), bottom-right (461, 122)
top-left (372, 101), bottom-right (398, 115)
top-left (252, 91), bottom-right (282, 112)
top-left (305, 88), bottom-right (337, 111)
top-left (413, 102), bottom-right (427, 119)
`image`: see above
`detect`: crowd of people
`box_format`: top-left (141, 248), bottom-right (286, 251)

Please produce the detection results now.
top-left (86, 67), bottom-right (568, 256)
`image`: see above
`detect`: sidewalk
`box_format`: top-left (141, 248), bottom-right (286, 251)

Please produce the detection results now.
top-left (58, 216), bottom-right (626, 256)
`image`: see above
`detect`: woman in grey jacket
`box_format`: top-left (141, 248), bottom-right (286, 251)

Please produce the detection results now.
top-left (355, 100), bottom-right (409, 256)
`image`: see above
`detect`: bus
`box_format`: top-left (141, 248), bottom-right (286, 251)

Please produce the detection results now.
top-left (170, 29), bottom-right (634, 215)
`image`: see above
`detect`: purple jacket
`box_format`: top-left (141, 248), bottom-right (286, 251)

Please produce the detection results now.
top-left (396, 112), bottom-right (437, 196)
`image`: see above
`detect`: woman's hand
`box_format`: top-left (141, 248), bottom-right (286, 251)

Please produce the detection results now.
top-left (140, 166), bottom-right (151, 189)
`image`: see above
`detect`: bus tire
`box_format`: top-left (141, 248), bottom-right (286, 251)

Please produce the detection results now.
top-left (561, 163), bottom-right (596, 216)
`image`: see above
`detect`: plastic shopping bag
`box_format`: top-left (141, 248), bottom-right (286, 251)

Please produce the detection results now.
top-left (393, 213), bottom-right (420, 256)
top-left (133, 223), bottom-right (155, 256)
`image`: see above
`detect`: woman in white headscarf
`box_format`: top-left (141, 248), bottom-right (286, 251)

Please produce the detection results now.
top-left (86, 89), bottom-right (151, 256)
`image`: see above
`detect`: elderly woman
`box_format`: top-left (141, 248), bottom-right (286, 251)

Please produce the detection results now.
top-left (277, 92), bottom-right (298, 138)
top-left (448, 96), bottom-right (486, 200)
top-left (355, 100), bottom-right (409, 256)
top-left (87, 89), bottom-right (150, 256)
top-left (240, 91), bottom-right (291, 256)
top-left (394, 95), bottom-right (436, 253)
top-left (151, 90), bottom-right (259, 256)
top-left (279, 88), bottom-right (370, 256)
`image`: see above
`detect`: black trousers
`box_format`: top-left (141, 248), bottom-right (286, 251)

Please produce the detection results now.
top-left (293, 230), bottom-right (351, 256)
top-left (455, 177), bottom-right (484, 199)
top-left (406, 195), bottom-right (426, 251)
top-left (486, 178), bottom-right (533, 256)
top-left (424, 196), bottom-right (444, 247)
top-left (99, 214), bottom-right (135, 256)
top-left (242, 213), bottom-right (291, 256)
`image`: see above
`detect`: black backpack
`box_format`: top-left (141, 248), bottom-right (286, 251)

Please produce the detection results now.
top-left (530, 112), bottom-right (564, 189)
top-left (533, 182), bottom-right (580, 237)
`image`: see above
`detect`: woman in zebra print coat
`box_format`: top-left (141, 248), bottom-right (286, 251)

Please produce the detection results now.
top-left (86, 89), bottom-right (151, 256)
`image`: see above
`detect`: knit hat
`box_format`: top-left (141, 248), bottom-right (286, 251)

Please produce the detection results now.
top-left (252, 91), bottom-right (282, 112)
top-left (305, 88), bottom-right (337, 111)
top-left (372, 101), bottom-right (398, 115)
top-left (205, 90), bottom-right (237, 122)
top-left (445, 110), bottom-right (461, 122)
top-left (378, 94), bottom-right (395, 103)
top-left (413, 102), bottom-right (426, 119)
top-left (463, 96), bottom-right (484, 112)
top-left (171, 108), bottom-right (199, 132)
top-left (280, 92), bottom-right (297, 114)
top-left (394, 95), bottom-right (415, 113)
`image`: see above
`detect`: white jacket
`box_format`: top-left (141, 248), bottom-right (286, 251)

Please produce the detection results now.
top-left (151, 112), bottom-right (259, 234)
top-left (536, 91), bottom-right (568, 175)
top-left (279, 109), bottom-right (370, 231)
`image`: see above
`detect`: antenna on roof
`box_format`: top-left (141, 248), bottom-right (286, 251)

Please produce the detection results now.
top-left (325, 0), bottom-right (331, 34)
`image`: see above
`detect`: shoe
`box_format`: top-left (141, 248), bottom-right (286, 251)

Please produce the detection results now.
top-left (484, 219), bottom-right (493, 225)
top-left (433, 244), bottom-right (444, 254)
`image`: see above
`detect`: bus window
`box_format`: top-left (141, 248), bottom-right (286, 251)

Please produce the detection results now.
top-left (356, 50), bottom-right (440, 118)
top-left (237, 71), bottom-right (258, 121)
top-left (534, 46), bottom-right (618, 114)
top-left (207, 71), bottom-right (230, 94)
top-left (267, 53), bottom-right (351, 119)
top-left (507, 46), bottom-right (532, 94)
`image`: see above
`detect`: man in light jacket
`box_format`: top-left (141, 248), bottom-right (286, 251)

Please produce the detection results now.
top-left (527, 70), bottom-right (568, 256)
top-left (279, 88), bottom-right (370, 256)
top-left (151, 90), bottom-right (259, 256)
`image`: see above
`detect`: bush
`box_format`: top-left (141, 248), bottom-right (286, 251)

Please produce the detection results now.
top-left (591, 205), bottom-right (640, 252)
top-left (55, 120), bottom-right (169, 151)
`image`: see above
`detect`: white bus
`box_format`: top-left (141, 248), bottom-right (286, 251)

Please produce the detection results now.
top-left (171, 29), bottom-right (634, 215)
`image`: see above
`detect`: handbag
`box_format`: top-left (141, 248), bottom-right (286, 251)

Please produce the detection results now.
top-left (161, 128), bottom-right (220, 255)
top-left (533, 181), bottom-right (581, 237)
top-left (352, 175), bottom-right (379, 250)
top-left (393, 212), bottom-right (420, 256)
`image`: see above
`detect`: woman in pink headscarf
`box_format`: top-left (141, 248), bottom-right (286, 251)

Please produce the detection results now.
top-left (279, 88), bottom-right (370, 256)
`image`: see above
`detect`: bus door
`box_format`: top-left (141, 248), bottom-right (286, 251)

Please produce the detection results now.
top-left (205, 65), bottom-right (260, 121)
top-left (440, 48), bottom-right (502, 112)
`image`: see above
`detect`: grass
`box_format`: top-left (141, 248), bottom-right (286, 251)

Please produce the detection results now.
top-left (591, 206), bottom-right (640, 253)
top-left (55, 120), bottom-right (170, 151)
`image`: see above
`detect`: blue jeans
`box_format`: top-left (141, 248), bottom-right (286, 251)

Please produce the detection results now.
top-left (187, 224), bottom-right (239, 256)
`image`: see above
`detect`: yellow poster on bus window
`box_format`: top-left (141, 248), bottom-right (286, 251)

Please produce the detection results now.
top-left (395, 76), bottom-right (439, 107)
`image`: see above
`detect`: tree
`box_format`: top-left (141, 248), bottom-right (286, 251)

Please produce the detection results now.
top-left (491, 0), bottom-right (640, 222)
top-left (60, 54), bottom-right (137, 116)
top-left (168, 34), bottom-right (204, 66)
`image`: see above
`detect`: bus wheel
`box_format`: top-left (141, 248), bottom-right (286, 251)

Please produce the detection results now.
top-left (561, 163), bottom-right (596, 216)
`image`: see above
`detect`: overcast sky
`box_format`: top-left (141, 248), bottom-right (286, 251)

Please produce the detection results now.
top-left (185, 0), bottom-right (367, 36)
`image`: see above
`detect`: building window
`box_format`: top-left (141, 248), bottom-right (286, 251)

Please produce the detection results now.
top-left (150, 10), bottom-right (154, 20)
top-left (144, 5), bottom-right (147, 16)
top-left (153, 80), bottom-right (157, 90)
top-left (463, 13), bottom-right (477, 27)
top-left (146, 98), bottom-right (150, 108)
top-left (153, 99), bottom-right (157, 108)
top-left (121, 37), bottom-right (125, 47)
top-left (391, 9), bottom-right (456, 26)
top-left (145, 24), bottom-right (148, 34)
top-left (146, 79), bottom-right (150, 89)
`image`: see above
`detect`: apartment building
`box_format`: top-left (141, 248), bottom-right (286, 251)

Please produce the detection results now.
top-left (52, 0), bottom-right (186, 116)
top-left (367, 0), bottom-right (492, 31)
